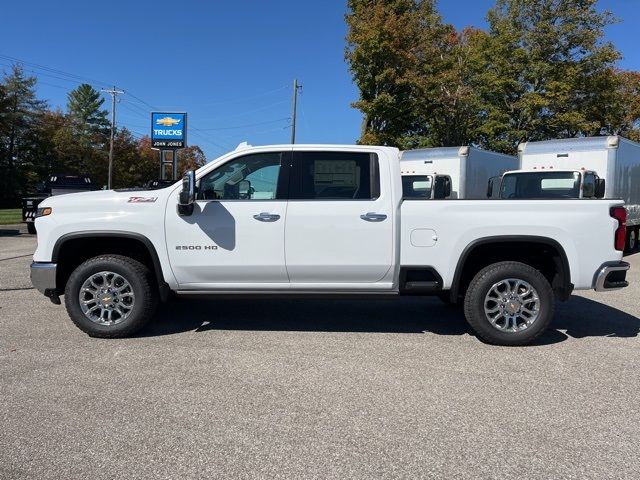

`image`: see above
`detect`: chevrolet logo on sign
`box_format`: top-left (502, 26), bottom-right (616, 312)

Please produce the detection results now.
top-left (156, 116), bottom-right (181, 127)
top-left (151, 112), bottom-right (187, 148)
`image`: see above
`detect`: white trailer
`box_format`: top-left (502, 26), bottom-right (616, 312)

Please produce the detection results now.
top-left (510, 136), bottom-right (640, 250)
top-left (400, 146), bottom-right (517, 199)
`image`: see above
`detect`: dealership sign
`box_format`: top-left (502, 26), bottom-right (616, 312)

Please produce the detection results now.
top-left (151, 112), bottom-right (187, 148)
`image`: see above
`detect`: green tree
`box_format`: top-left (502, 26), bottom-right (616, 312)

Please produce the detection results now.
top-left (30, 109), bottom-right (69, 186)
top-left (67, 83), bottom-right (109, 136)
top-left (0, 64), bottom-right (47, 199)
top-left (414, 26), bottom-right (485, 147)
top-left (474, 0), bottom-right (620, 153)
top-left (63, 83), bottom-right (109, 174)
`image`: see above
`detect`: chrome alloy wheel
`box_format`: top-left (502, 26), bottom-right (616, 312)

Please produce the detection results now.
top-left (78, 271), bottom-right (135, 325)
top-left (483, 278), bottom-right (540, 333)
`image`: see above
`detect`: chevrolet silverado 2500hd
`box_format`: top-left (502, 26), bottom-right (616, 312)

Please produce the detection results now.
top-left (30, 144), bottom-right (630, 345)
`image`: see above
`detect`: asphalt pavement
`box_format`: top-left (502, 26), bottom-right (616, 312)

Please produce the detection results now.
top-left (1, 224), bottom-right (639, 479)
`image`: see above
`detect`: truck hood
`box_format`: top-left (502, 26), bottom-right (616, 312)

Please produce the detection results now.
top-left (39, 188), bottom-right (171, 210)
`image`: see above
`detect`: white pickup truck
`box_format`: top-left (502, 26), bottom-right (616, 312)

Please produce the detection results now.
top-left (30, 144), bottom-right (630, 345)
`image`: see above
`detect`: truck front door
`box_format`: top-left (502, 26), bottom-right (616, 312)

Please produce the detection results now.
top-left (165, 151), bottom-right (291, 288)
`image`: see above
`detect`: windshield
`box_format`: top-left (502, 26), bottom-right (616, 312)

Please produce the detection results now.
top-left (402, 175), bottom-right (433, 199)
top-left (500, 171), bottom-right (581, 199)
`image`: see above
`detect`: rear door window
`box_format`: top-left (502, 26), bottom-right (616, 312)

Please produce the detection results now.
top-left (291, 152), bottom-right (379, 200)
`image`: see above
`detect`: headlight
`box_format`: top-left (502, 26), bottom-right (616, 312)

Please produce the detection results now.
top-left (35, 207), bottom-right (52, 218)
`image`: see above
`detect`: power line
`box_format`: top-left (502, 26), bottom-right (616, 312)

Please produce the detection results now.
top-left (0, 53), bottom-right (290, 156)
top-left (192, 85), bottom-right (288, 107)
top-left (194, 117), bottom-right (290, 131)
top-left (0, 53), bottom-right (113, 88)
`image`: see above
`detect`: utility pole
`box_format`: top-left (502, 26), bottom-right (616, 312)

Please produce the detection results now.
top-left (290, 79), bottom-right (302, 144)
top-left (102, 86), bottom-right (125, 189)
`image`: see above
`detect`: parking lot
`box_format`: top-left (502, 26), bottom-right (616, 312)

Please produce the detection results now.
top-left (1, 225), bottom-right (639, 479)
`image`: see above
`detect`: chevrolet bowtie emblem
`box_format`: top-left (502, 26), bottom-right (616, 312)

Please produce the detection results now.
top-left (156, 116), bottom-right (181, 127)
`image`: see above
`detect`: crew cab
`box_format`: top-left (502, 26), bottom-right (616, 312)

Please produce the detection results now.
top-left (30, 144), bottom-right (630, 345)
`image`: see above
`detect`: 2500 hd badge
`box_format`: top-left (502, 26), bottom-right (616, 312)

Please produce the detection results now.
top-left (175, 245), bottom-right (218, 250)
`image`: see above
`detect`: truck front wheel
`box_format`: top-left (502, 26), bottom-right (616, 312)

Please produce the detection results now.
top-left (463, 261), bottom-right (554, 346)
top-left (27, 222), bottom-right (36, 235)
top-left (64, 255), bottom-right (158, 338)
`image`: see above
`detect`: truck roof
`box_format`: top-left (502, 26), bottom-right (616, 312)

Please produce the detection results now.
top-left (400, 145), bottom-right (514, 161)
top-left (233, 142), bottom-right (399, 153)
top-left (518, 135), bottom-right (640, 154)
top-left (503, 168), bottom-right (597, 175)
top-left (401, 146), bottom-right (468, 160)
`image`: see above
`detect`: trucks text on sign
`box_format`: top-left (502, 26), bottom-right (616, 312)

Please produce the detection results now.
top-left (151, 112), bottom-right (187, 148)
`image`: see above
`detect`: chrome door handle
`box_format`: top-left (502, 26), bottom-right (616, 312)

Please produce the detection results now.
top-left (360, 212), bottom-right (387, 222)
top-left (253, 212), bottom-right (281, 222)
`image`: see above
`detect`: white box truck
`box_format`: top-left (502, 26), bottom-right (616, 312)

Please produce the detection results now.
top-left (400, 146), bottom-right (517, 199)
top-left (496, 136), bottom-right (640, 251)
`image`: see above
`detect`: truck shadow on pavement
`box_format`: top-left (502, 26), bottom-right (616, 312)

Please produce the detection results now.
top-left (137, 295), bottom-right (639, 346)
top-left (0, 228), bottom-right (21, 237)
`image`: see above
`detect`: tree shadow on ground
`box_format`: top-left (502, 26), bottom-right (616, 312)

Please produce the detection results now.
top-left (137, 294), bottom-right (639, 346)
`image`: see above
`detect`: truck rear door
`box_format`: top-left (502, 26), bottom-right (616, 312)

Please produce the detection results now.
top-left (284, 150), bottom-right (394, 285)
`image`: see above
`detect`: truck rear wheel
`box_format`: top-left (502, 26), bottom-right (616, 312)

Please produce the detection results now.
top-left (27, 222), bottom-right (36, 235)
top-left (463, 261), bottom-right (554, 346)
top-left (64, 255), bottom-right (158, 338)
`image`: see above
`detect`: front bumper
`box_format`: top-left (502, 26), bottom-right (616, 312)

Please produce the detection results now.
top-left (593, 261), bottom-right (630, 292)
top-left (30, 262), bottom-right (59, 303)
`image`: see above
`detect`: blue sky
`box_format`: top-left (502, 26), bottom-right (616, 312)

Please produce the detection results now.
top-left (1, 0), bottom-right (638, 160)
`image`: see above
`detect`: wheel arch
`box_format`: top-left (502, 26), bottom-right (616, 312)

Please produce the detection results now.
top-left (52, 231), bottom-right (169, 300)
top-left (449, 235), bottom-right (572, 303)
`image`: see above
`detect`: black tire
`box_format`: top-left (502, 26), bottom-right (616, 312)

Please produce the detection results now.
top-left (27, 222), bottom-right (36, 235)
top-left (64, 255), bottom-right (158, 338)
top-left (463, 261), bottom-right (555, 346)
top-left (627, 227), bottom-right (638, 252)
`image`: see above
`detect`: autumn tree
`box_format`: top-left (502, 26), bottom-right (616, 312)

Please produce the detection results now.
top-left (346, 1), bottom-right (490, 149)
top-left (177, 145), bottom-right (207, 173)
top-left (606, 70), bottom-right (640, 142)
top-left (346, 0), bottom-right (437, 148)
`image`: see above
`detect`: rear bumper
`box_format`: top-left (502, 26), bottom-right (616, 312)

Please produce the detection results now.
top-left (593, 261), bottom-right (630, 292)
top-left (30, 262), bottom-right (57, 294)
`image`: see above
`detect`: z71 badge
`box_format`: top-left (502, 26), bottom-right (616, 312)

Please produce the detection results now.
top-left (128, 197), bottom-right (157, 203)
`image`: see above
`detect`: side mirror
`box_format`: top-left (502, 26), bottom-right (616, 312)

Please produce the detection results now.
top-left (178, 170), bottom-right (196, 216)
top-left (238, 179), bottom-right (252, 200)
top-left (433, 175), bottom-right (452, 199)
top-left (594, 178), bottom-right (606, 198)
